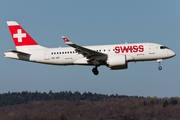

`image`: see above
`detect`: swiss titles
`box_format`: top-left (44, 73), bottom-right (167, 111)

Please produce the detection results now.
top-left (115, 45), bottom-right (144, 53)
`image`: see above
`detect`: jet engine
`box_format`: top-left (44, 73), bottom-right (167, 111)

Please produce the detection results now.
top-left (106, 55), bottom-right (127, 70)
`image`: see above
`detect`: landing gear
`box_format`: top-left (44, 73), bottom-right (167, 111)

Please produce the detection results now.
top-left (158, 66), bottom-right (162, 70)
top-left (157, 59), bottom-right (162, 70)
top-left (92, 66), bottom-right (99, 75)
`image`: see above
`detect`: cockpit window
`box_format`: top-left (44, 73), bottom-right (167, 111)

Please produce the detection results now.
top-left (160, 46), bottom-right (169, 49)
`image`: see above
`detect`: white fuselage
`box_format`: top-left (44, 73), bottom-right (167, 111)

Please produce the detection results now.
top-left (4, 43), bottom-right (176, 67)
top-left (5, 21), bottom-right (176, 75)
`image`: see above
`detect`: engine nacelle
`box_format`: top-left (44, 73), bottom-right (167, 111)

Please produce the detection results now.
top-left (106, 55), bottom-right (127, 70)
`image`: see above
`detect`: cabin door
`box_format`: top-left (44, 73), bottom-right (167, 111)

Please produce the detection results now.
top-left (44, 51), bottom-right (50, 60)
top-left (149, 45), bottom-right (155, 54)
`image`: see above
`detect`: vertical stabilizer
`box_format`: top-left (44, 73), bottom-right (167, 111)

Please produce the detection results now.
top-left (7, 21), bottom-right (45, 51)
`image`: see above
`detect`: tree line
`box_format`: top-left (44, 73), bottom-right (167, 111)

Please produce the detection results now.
top-left (0, 91), bottom-right (179, 120)
top-left (0, 91), bottom-right (141, 107)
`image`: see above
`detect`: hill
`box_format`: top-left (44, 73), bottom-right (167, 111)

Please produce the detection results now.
top-left (0, 91), bottom-right (179, 120)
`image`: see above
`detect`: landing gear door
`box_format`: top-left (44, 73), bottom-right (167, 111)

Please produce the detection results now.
top-left (149, 45), bottom-right (155, 54)
top-left (44, 51), bottom-right (50, 60)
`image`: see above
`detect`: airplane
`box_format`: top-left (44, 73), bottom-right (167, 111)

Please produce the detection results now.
top-left (4, 21), bottom-right (176, 75)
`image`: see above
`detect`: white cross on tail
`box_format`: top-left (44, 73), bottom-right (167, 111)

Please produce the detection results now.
top-left (13, 29), bottom-right (26, 42)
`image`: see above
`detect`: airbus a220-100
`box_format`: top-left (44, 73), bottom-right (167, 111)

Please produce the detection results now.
top-left (4, 21), bottom-right (176, 75)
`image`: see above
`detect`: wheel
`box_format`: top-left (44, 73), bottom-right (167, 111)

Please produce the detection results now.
top-left (92, 68), bottom-right (99, 75)
top-left (158, 66), bottom-right (162, 70)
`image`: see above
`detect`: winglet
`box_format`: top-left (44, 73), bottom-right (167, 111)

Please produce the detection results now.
top-left (62, 36), bottom-right (70, 42)
top-left (62, 36), bottom-right (73, 44)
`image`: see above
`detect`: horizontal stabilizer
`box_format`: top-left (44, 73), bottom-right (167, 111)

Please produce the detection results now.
top-left (7, 50), bottom-right (31, 55)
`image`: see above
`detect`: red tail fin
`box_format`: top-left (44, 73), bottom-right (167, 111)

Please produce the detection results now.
top-left (7, 21), bottom-right (38, 46)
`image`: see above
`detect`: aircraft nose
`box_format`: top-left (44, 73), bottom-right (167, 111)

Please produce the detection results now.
top-left (169, 50), bottom-right (176, 57)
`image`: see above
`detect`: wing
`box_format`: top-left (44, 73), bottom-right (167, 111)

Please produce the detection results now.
top-left (62, 36), bottom-right (107, 63)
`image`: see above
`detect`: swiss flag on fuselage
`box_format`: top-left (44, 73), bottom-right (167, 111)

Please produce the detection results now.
top-left (7, 22), bottom-right (38, 46)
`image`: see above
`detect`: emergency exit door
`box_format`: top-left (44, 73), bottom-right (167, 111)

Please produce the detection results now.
top-left (44, 51), bottom-right (50, 60)
top-left (149, 45), bottom-right (155, 54)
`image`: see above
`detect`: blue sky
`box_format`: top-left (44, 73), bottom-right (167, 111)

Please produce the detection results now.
top-left (0, 1), bottom-right (179, 98)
